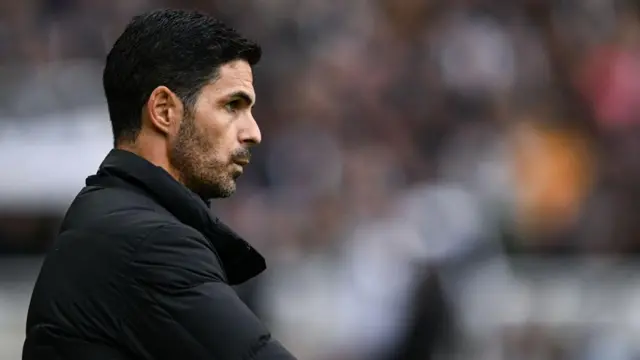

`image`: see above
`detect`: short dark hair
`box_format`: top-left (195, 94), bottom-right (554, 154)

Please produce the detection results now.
top-left (103, 9), bottom-right (262, 144)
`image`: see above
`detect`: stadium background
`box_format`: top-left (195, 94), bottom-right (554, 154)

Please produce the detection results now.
top-left (2, 0), bottom-right (640, 358)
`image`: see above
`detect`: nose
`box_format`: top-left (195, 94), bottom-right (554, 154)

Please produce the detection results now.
top-left (239, 114), bottom-right (261, 146)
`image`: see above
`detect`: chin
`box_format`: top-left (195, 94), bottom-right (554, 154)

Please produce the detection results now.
top-left (214, 188), bottom-right (236, 199)
top-left (190, 177), bottom-right (236, 199)
top-left (214, 180), bottom-right (237, 199)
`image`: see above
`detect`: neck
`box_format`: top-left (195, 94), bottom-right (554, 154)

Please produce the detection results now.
top-left (115, 137), bottom-right (183, 186)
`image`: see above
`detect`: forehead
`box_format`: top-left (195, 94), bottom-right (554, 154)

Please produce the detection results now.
top-left (201, 60), bottom-right (255, 99)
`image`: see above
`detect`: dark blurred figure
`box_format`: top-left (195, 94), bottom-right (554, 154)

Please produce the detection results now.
top-left (389, 267), bottom-right (454, 360)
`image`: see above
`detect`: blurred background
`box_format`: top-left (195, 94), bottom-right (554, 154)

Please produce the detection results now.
top-left (2, 0), bottom-right (640, 359)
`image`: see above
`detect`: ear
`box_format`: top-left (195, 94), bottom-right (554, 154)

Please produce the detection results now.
top-left (146, 86), bottom-right (183, 136)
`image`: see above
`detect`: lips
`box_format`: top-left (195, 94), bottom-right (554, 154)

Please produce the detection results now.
top-left (234, 158), bottom-right (250, 166)
top-left (232, 149), bottom-right (251, 166)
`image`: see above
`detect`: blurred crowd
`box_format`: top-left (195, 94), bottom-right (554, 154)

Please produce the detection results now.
top-left (2, 0), bottom-right (640, 359)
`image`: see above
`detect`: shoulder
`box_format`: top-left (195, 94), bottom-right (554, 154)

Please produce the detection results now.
top-left (63, 185), bottom-right (180, 236)
top-left (63, 186), bottom-right (228, 285)
top-left (59, 186), bottom-right (211, 264)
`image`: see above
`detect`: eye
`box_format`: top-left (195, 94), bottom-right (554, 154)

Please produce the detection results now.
top-left (225, 100), bottom-right (242, 113)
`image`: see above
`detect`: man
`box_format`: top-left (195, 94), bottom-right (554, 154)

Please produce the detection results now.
top-left (22, 9), bottom-right (296, 360)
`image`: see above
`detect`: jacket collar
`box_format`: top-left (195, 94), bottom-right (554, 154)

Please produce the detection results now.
top-left (87, 149), bottom-right (266, 285)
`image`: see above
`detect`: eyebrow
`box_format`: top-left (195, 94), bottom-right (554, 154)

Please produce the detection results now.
top-left (227, 91), bottom-right (255, 106)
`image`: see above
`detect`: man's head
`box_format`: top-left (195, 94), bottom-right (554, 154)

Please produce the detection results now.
top-left (103, 9), bottom-right (262, 199)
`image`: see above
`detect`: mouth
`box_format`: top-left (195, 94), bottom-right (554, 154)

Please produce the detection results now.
top-left (233, 158), bottom-right (250, 166)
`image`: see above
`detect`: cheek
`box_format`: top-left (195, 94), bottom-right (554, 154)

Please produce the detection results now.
top-left (192, 108), bottom-right (238, 158)
top-left (200, 124), bottom-right (236, 161)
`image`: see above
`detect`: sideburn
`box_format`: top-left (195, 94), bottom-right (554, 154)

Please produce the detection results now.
top-left (169, 114), bottom-right (205, 193)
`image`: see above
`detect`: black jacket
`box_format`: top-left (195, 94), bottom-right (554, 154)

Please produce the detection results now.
top-left (23, 149), bottom-right (296, 360)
